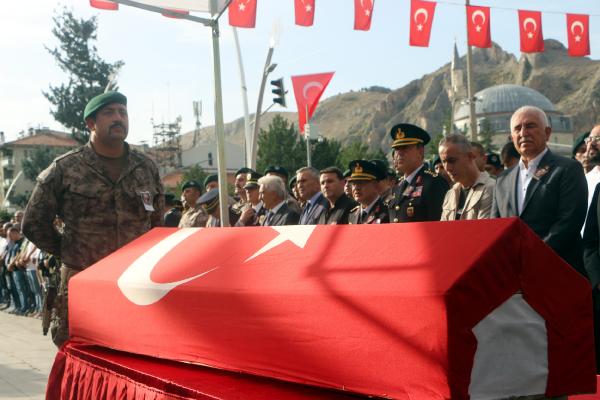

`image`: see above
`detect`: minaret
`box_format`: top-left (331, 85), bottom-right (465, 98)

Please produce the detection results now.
top-left (451, 40), bottom-right (466, 99)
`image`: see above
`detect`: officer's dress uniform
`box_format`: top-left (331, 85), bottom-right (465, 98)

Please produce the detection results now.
top-left (348, 197), bottom-right (389, 224)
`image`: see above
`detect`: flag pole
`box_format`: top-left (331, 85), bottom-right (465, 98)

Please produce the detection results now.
top-left (232, 27), bottom-right (252, 168)
top-left (305, 104), bottom-right (312, 167)
top-left (465, 0), bottom-right (478, 141)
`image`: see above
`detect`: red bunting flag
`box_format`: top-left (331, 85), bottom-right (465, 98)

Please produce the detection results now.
top-left (291, 72), bottom-right (334, 134)
top-left (566, 14), bottom-right (590, 57)
top-left (229, 0), bottom-right (257, 28)
top-left (161, 9), bottom-right (189, 19)
top-left (466, 5), bottom-right (491, 48)
top-left (518, 10), bottom-right (544, 53)
top-left (294, 0), bottom-right (315, 27)
top-left (354, 0), bottom-right (375, 31)
top-left (409, 0), bottom-right (436, 47)
top-left (90, 0), bottom-right (118, 10)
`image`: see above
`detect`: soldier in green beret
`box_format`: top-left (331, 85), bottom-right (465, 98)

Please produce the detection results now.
top-left (22, 91), bottom-right (164, 347)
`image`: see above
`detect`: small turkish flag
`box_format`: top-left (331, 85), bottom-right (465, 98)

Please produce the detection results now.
top-left (90, 0), bottom-right (118, 10)
top-left (518, 10), bottom-right (544, 53)
top-left (291, 72), bottom-right (334, 134)
top-left (295, 0), bottom-right (315, 27)
top-left (354, 0), bottom-right (375, 31)
top-left (566, 14), bottom-right (590, 57)
top-left (409, 0), bottom-right (436, 47)
top-left (229, 0), bottom-right (257, 28)
top-left (466, 5), bottom-right (491, 48)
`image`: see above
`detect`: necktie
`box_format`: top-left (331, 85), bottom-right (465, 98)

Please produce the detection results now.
top-left (360, 209), bottom-right (368, 224)
top-left (300, 201), bottom-right (312, 224)
top-left (264, 211), bottom-right (272, 226)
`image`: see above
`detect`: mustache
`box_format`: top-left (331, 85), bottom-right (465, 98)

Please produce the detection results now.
top-left (110, 122), bottom-right (126, 130)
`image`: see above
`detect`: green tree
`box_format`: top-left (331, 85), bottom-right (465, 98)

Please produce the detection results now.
top-left (175, 164), bottom-right (208, 196)
top-left (256, 115), bottom-right (305, 174)
top-left (310, 137), bottom-right (342, 170)
top-left (44, 8), bottom-right (124, 144)
top-left (336, 141), bottom-right (386, 171)
top-left (478, 117), bottom-right (495, 152)
top-left (21, 147), bottom-right (69, 182)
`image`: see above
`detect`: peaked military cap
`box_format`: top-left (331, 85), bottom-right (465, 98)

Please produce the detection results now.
top-left (181, 180), bottom-right (202, 191)
top-left (369, 159), bottom-right (389, 180)
top-left (486, 152), bottom-right (502, 169)
top-left (203, 174), bottom-right (218, 188)
top-left (572, 131), bottom-right (590, 157)
top-left (347, 160), bottom-right (385, 182)
top-left (390, 123), bottom-right (431, 148)
top-left (83, 91), bottom-right (127, 121)
top-left (264, 165), bottom-right (289, 179)
top-left (198, 189), bottom-right (219, 214)
top-left (244, 171), bottom-right (263, 189)
top-left (235, 167), bottom-right (253, 177)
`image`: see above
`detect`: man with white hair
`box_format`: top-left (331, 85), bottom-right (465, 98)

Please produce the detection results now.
top-left (492, 105), bottom-right (587, 275)
top-left (258, 175), bottom-right (300, 226)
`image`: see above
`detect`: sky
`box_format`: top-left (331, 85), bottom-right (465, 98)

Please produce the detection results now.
top-left (1, 0), bottom-right (600, 146)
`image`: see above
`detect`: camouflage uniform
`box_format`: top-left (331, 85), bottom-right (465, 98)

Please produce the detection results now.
top-left (22, 142), bottom-right (164, 346)
top-left (178, 204), bottom-right (208, 228)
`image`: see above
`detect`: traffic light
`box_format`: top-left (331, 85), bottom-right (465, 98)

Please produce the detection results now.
top-left (271, 78), bottom-right (287, 108)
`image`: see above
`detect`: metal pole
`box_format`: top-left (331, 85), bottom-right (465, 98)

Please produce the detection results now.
top-left (250, 46), bottom-right (275, 170)
top-left (232, 27), bottom-right (252, 168)
top-left (465, 0), bottom-right (478, 141)
top-left (305, 105), bottom-right (311, 167)
top-left (211, 20), bottom-right (230, 227)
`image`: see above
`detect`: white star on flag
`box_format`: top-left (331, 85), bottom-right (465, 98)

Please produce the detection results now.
top-left (576, 35), bottom-right (581, 42)
top-left (239, 2), bottom-right (245, 11)
top-left (365, 9), bottom-right (370, 16)
top-left (245, 225), bottom-right (317, 262)
top-left (417, 24), bottom-right (423, 31)
top-left (475, 25), bottom-right (481, 32)
top-left (527, 32), bottom-right (533, 39)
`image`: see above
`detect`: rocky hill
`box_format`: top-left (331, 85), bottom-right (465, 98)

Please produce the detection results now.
top-left (181, 39), bottom-right (600, 152)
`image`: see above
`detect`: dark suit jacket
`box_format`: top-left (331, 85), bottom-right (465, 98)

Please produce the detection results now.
top-left (318, 193), bottom-right (358, 225)
top-left (348, 197), bottom-right (389, 224)
top-left (492, 149), bottom-right (587, 275)
top-left (299, 192), bottom-right (329, 225)
top-left (262, 202), bottom-right (300, 226)
top-left (388, 165), bottom-right (449, 223)
top-left (583, 183), bottom-right (600, 287)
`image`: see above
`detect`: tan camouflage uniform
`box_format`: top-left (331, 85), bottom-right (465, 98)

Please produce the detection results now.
top-left (22, 142), bottom-right (164, 347)
top-left (178, 203), bottom-right (208, 228)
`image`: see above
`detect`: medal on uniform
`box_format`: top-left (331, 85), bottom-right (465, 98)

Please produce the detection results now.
top-left (403, 186), bottom-right (413, 197)
top-left (411, 186), bottom-right (423, 198)
top-left (138, 191), bottom-right (155, 211)
top-left (407, 206), bottom-right (414, 217)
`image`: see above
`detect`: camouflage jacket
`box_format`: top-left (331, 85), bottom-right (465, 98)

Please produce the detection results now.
top-left (22, 142), bottom-right (164, 270)
top-left (178, 203), bottom-right (208, 228)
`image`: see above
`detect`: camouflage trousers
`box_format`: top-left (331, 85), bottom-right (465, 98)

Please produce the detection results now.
top-left (50, 265), bottom-right (80, 348)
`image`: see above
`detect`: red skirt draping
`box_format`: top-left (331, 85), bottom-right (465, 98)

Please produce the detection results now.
top-left (47, 341), bottom-right (361, 400)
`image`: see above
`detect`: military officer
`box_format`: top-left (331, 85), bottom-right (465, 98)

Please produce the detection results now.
top-left (198, 189), bottom-right (240, 227)
top-left (236, 172), bottom-right (267, 226)
top-left (347, 160), bottom-right (389, 224)
top-left (232, 167), bottom-right (253, 213)
top-left (388, 124), bottom-right (449, 223)
top-left (22, 91), bottom-right (164, 347)
top-left (178, 180), bottom-right (208, 228)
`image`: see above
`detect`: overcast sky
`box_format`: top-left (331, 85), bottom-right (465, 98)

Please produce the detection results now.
top-left (1, 0), bottom-right (599, 145)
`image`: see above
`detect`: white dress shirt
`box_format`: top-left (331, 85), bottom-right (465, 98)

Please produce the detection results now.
top-left (516, 148), bottom-right (548, 215)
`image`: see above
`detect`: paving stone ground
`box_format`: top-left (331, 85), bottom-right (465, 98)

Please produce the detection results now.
top-left (0, 311), bottom-right (56, 400)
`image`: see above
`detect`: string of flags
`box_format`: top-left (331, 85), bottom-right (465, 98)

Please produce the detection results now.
top-left (90, 0), bottom-right (591, 57)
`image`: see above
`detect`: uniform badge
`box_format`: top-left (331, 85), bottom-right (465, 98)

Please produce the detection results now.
top-left (258, 215), bottom-right (266, 225)
top-left (138, 191), bottom-right (155, 211)
top-left (416, 175), bottom-right (423, 185)
top-left (407, 206), bottom-right (414, 217)
top-left (403, 186), bottom-right (413, 197)
top-left (533, 166), bottom-right (550, 180)
top-left (411, 186), bottom-right (423, 198)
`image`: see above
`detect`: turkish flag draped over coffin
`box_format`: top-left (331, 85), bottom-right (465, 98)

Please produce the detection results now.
top-left (68, 219), bottom-right (595, 399)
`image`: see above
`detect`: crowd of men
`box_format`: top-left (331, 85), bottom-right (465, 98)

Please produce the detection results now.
top-left (3, 91), bottom-right (600, 387)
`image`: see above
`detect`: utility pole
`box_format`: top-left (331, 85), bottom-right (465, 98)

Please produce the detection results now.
top-left (465, 0), bottom-right (478, 141)
top-left (250, 44), bottom-right (276, 169)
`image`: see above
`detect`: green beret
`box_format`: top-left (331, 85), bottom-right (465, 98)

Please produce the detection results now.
top-left (203, 174), bottom-right (218, 188)
top-left (572, 131), bottom-right (590, 157)
top-left (83, 91), bottom-right (127, 121)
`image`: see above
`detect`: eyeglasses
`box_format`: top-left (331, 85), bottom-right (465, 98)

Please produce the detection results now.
top-left (584, 136), bottom-right (600, 144)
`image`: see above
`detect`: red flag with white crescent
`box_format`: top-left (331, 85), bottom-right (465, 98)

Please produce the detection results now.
top-left (90, 0), bottom-right (118, 10)
top-left (566, 14), bottom-right (590, 57)
top-left (291, 72), bottom-right (334, 134)
top-left (294, 0), bottom-right (315, 27)
top-left (354, 0), bottom-right (375, 31)
top-left (518, 10), bottom-right (544, 53)
top-left (466, 5), bottom-right (491, 48)
top-left (228, 0), bottom-right (257, 28)
top-left (409, 0), bottom-right (436, 47)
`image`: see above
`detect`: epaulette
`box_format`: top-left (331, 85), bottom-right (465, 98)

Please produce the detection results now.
top-left (424, 169), bottom-right (438, 177)
top-left (54, 145), bottom-right (85, 164)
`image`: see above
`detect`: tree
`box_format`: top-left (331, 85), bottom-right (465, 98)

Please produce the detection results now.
top-left (336, 141), bottom-right (386, 171)
top-left (175, 164), bottom-right (208, 196)
top-left (256, 115), bottom-right (305, 174)
top-left (21, 147), bottom-right (69, 182)
top-left (44, 8), bottom-right (124, 144)
top-left (310, 137), bottom-right (342, 170)
top-left (478, 117), bottom-right (495, 152)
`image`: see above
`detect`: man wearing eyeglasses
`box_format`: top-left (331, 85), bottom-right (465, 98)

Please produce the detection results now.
top-left (584, 126), bottom-right (600, 210)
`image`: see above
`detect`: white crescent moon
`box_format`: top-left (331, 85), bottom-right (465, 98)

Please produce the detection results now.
top-left (360, 0), bottom-right (364, 7)
top-left (523, 17), bottom-right (537, 33)
top-left (571, 20), bottom-right (585, 35)
top-left (471, 10), bottom-right (486, 25)
top-left (117, 228), bottom-right (219, 306)
top-left (303, 81), bottom-right (324, 100)
top-left (413, 8), bottom-right (428, 24)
